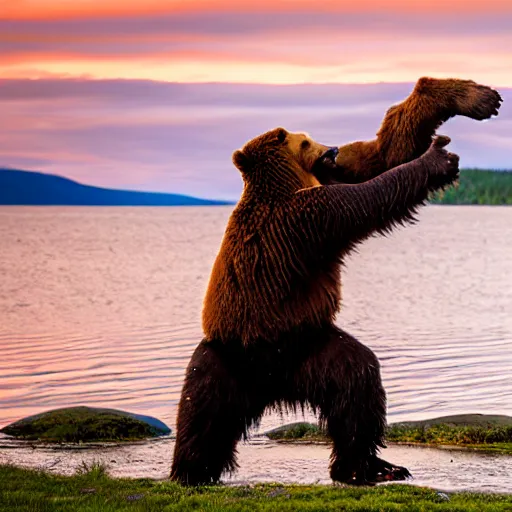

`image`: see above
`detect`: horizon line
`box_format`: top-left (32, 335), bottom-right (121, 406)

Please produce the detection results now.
top-left (1, 167), bottom-right (511, 203)
top-left (1, 77), bottom-right (511, 89)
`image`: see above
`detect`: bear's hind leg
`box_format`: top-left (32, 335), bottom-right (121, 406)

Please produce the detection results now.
top-left (170, 340), bottom-right (264, 485)
top-left (296, 326), bottom-right (410, 485)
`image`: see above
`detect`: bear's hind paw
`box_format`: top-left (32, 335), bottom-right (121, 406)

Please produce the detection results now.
top-left (367, 456), bottom-right (412, 483)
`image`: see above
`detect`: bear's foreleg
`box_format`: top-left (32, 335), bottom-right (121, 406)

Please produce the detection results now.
top-left (170, 340), bottom-right (265, 485)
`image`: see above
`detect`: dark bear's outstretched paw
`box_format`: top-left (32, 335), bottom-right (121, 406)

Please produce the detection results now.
top-left (456, 82), bottom-right (503, 121)
top-left (421, 136), bottom-right (460, 190)
top-left (417, 77), bottom-right (502, 121)
top-left (366, 456), bottom-right (412, 483)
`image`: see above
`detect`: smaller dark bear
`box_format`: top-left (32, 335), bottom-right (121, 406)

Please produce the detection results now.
top-left (170, 128), bottom-right (459, 486)
top-left (314, 77), bottom-right (502, 185)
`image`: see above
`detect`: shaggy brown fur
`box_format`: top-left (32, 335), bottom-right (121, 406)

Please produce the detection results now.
top-left (171, 128), bottom-right (459, 486)
top-left (313, 77), bottom-right (502, 185)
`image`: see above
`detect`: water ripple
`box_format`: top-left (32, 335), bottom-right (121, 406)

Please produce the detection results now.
top-left (0, 206), bottom-right (510, 430)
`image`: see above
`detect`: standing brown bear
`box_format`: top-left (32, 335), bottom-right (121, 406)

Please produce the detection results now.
top-left (170, 78), bottom-right (501, 486)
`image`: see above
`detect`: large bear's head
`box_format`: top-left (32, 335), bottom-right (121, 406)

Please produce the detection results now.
top-left (232, 128), bottom-right (338, 195)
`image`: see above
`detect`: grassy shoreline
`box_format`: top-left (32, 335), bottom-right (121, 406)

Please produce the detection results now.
top-left (1, 464), bottom-right (511, 512)
top-left (266, 415), bottom-right (512, 455)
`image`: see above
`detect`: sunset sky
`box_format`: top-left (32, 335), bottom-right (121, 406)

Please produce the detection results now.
top-left (1, 0), bottom-right (511, 198)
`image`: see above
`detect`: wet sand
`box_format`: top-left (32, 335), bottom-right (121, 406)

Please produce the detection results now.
top-left (1, 434), bottom-right (510, 494)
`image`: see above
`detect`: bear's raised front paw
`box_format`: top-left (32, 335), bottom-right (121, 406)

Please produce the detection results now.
top-left (455, 81), bottom-right (503, 121)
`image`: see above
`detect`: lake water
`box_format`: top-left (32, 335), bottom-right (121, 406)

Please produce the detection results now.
top-left (0, 205), bottom-right (511, 432)
top-left (1, 205), bottom-right (511, 491)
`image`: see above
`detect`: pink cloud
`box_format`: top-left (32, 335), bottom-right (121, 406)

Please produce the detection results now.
top-left (0, 11), bottom-right (511, 85)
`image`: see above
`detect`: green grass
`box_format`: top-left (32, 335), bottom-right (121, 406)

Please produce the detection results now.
top-left (266, 415), bottom-right (512, 454)
top-left (1, 464), bottom-right (511, 512)
top-left (0, 407), bottom-right (168, 443)
top-left (431, 169), bottom-right (512, 205)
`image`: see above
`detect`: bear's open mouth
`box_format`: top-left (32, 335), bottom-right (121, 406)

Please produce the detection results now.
top-left (314, 147), bottom-right (339, 170)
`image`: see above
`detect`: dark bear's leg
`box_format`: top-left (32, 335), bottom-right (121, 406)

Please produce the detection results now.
top-left (170, 340), bottom-right (265, 485)
top-left (293, 326), bottom-right (410, 485)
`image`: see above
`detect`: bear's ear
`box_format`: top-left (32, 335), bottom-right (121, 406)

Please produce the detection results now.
top-left (233, 149), bottom-right (251, 173)
top-left (275, 127), bottom-right (287, 144)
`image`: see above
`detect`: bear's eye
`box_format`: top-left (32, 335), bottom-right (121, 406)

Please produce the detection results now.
top-left (301, 140), bottom-right (310, 149)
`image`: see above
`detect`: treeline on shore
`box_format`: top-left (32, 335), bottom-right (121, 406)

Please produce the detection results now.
top-left (432, 169), bottom-right (512, 205)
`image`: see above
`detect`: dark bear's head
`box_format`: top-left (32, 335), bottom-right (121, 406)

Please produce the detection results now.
top-left (232, 127), bottom-right (338, 195)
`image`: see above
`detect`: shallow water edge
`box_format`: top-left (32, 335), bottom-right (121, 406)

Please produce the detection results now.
top-left (1, 434), bottom-right (511, 493)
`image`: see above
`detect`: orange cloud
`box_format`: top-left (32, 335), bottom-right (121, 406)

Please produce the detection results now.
top-left (3, 0), bottom-right (512, 20)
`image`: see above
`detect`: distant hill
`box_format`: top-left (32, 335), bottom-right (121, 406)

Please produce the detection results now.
top-left (0, 169), bottom-right (231, 206)
top-left (2, 167), bottom-right (510, 207)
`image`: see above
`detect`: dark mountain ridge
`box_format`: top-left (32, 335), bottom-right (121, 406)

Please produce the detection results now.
top-left (0, 169), bottom-right (231, 206)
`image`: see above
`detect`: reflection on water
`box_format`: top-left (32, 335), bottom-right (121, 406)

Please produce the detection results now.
top-left (0, 206), bottom-right (511, 434)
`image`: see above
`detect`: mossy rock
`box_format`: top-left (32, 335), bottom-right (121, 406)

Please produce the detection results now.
top-left (265, 422), bottom-right (327, 441)
top-left (0, 406), bottom-right (171, 443)
top-left (386, 414), bottom-right (512, 453)
top-left (265, 414), bottom-right (512, 453)
top-left (389, 414), bottom-right (512, 429)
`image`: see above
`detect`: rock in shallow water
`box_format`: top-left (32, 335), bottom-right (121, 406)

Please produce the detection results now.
top-left (264, 414), bottom-right (512, 454)
top-left (0, 406), bottom-right (171, 443)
